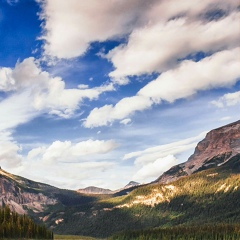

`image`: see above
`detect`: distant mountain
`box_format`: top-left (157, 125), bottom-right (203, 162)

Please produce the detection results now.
top-left (124, 181), bottom-right (140, 188)
top-left (77, 186), bottom-right (113, 195)
top-left (76, 181), bottom-right (141, 196)
top-left (155, 120), bottom-right (240, 184)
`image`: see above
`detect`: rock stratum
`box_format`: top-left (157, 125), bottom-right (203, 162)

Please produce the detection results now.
top-left (155, 120), bottom-right (240, 184)
top-left (0, 168), bottom-right (58, 214)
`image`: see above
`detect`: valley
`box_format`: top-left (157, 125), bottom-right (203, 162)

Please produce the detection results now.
top-left (0, 120), bottom-right (240, 238)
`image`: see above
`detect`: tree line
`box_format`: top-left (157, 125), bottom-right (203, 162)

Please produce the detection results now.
top-left (0, 205), bottom-right (53, 239)
top-left (110, 224), bottom-right (240, 240)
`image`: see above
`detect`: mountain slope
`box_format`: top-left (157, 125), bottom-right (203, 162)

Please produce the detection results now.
top-left (1, 120), bottom-right (240, 238)
top-left (51, 158), bottom-right (240, 237)
top-left (0, 167), bottom-right (97, 222)
top-left (155, 120), bottom-right (240, 184)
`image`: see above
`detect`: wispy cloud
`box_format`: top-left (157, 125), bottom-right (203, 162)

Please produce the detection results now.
top-left (126, 132), bottom-right (207, 182)
top-left (132, 155), bottom-right (178, 182)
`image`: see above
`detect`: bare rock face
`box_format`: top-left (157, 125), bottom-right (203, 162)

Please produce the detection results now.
top-left (0, 168), bottom-right (57, 214)
top-left (156, 120), bottom-right (240, 184)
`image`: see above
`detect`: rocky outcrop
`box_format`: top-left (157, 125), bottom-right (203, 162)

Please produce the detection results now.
top-left (155, 120), bottom-right (240, 184)
top-left (0, 168), bottom-right (57, 214)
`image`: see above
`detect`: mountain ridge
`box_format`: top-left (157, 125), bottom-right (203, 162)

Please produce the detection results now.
top-left (155, 120), bottom-right (240, 184)
top-left (0, 120), bottom-right (240, 238)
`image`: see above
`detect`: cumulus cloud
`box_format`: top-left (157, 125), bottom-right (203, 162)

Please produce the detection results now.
top-left (0, 57), bottom-right (114, 120)
top-left (39, 0), bottom-right (239, 62)
top-left (132, 155), bottom-right (178, 182)
top-left (139, 48), bottom-right (240, 103)
top-left (212, 91), bottom-right (240, 108)
top-left (84, 48), bottom-right (240, 127)
top-left (83, 95), bottom-right (152, 128)
top-left (12, 138), bottom-right (121, 189)
top-left (108, 12), bottom-right (240, 78)
top-left (28, 139), bottom-right (118, 163)
top-left (39, 0), bottom-right (150, 58)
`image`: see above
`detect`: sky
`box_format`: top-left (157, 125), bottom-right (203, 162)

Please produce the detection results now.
top-left (0, 0), bottom-right (239, 190)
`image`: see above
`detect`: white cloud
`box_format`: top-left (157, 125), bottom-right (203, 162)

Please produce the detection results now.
top-left (212, 91), bottom-right (240, 108)
top-left (120, 118), bottom-right (132, 125)
top-left (84, 48), bottom-right (240, 127)
top-left (83, 95), bottom-right (152, 128)
top-left (108, 11), bottom-right (240, 78)
top-left (39, 0), bottom-right (239, 61)
top-left (128, 131), bottom-right (207, 182)
top-left (0, 57), bottom-right (115, 121)
top-left (28, 139), bottom-right (118, 163)
top-left (220, 116), bottom-right (232, 121)
top-left (0, 131), bottom-right (23, 168)
top-left (10, 138), bottom-right (122, 189)
top-left (132, 155), bottom-right (178, 182)
top-left (124, 131), bottom-right (206, 165)
top-left (139, 48), bottom-right (240, 103)
top-left (0, 91), bottom-right (37, 132)
top-left (78, 84), bottom-right (89, 89)
top-left (39, 0), bottom-right (149, 59)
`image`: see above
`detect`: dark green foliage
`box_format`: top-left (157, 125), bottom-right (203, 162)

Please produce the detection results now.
top-left (110, 224), bottom-right (240, 240)
top-left (50, 164), bottom-right (240, 238)
top-left (0, 205), bottom-right (53, 239)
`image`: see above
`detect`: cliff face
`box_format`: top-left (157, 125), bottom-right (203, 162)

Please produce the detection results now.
top-left (156, 120), bottom-right (240, 184)
top-left (0, 168), bottom-right (57, 214)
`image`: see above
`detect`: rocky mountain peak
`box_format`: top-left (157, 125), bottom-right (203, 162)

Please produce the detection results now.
top-left (156, 120), bottom-right (240, 184)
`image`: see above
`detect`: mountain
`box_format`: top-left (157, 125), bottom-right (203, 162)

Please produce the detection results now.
top-left (0, 167), bottom-right (57, 214)
top-left (77, 186), bottom-right (113, 195)
top-left (0, 120), bottom-right (240, 238)
top-left (0, 167), bottom-right (97, 225)
top-left (124, 181), bottom-right (140, 188)
top-left (155, 120), bottom-right (240, 184)
top-left (77, 181), bottom-right (141, 196)
top-left (50, 120), bottom-right (240, 238)
top-left (52, 158), bottom-right (240, 238)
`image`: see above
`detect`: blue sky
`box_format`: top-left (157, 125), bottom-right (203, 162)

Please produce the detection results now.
top-left (0, 0), bottom-right (239, 190)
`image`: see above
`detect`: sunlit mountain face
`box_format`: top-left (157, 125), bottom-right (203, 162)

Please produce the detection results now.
top-left (0, 0), bottom-right (240, 190)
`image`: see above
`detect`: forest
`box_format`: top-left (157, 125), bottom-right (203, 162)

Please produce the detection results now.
top-left (0, 205), bottom-right (53, 239)
top-left (110, 224), bottom-right (240, 240)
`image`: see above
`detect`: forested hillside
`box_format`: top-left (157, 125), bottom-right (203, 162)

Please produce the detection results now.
top-left (51, 160), bottom-right (240, 238)
top-left (0, 205), bottom-right (53, 239)
top-left (110, 224), bottom-right (240, 240)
